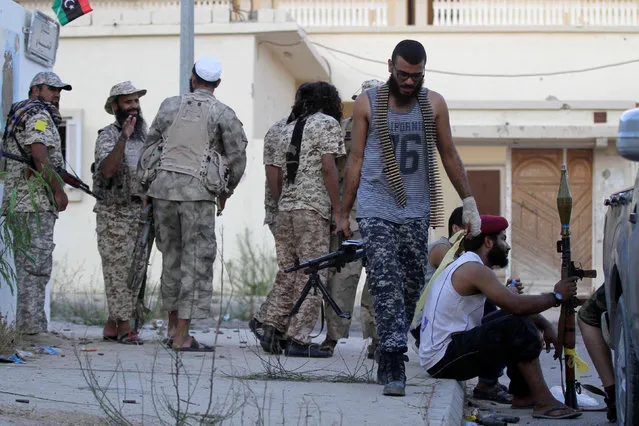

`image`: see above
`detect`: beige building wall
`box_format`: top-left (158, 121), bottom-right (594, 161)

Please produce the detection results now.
top-left (252, 43), bottom-right (297, 138)
top-left (308, 29), bottom-right (639, 103)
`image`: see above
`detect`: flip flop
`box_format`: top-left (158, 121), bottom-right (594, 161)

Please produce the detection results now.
top-left (511, 405), bottom-right (534, 410)
top-left (103, 335), bottom-right (118, 342)
top-left (173, 337), bottom-right (214, 352)
top-left (532, 405), bottom-right (582, 420)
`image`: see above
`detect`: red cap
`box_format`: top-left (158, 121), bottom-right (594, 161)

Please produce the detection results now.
top-left (480, 215), bottom-right (509, 235)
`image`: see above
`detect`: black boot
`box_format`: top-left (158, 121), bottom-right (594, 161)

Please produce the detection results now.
top-left (376, 350), bottom-right (389, 385)
top-left (604, 385), bottom-right (617, 423)
top-left (284, 341), bottom-right (332, 358)
top-left (383, 352), bottom-right (406, 396)
top-left (260, 325), bottom-right (284, 354)
top-left (248, 317), bottom-right (264, 340)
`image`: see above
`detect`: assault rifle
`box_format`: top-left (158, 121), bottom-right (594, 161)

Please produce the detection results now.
top-left (0, 150), bottom-right (102, 200)
top-left (128, 202), bottom-right (154, 332)
top-left (284, 239), bottom-right (366, 319)
top-left (555, 164), bottom-right (597, 409)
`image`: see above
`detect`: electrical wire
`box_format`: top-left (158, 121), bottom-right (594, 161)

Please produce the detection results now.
top-left (256, 38), bottom-right (639, 78)
top-left (312, 41), bottom-right (639, 77)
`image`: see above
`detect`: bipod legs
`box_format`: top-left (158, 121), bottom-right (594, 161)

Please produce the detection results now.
top-left (287, 272), bottom-right (351, 320)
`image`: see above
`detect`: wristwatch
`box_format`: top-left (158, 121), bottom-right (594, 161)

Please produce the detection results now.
top-left (551, 291), bottom-right (563, 307)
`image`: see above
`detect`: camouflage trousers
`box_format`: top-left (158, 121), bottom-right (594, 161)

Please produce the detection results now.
top-left (96, 202), bottom-right (145, 322)
top-left (358, 217), bottom-right (429, 354)
top-left (14, 212), bottom-right (56, 334)
top-left (154, 199), bottom-right (216, 320)
top-left (325, 230), bottom-right (378, 341)
top-left (263, 210), bottom-right (330, 344)
top-left (254, 223), bottom-right (280, 324)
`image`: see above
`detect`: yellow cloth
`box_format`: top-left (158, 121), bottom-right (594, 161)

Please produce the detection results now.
top-left (34, 119), bottom-right (47, 132)
top-left (411, 229), bottom-right (466, 329)
top-left (564, 347), bottom-right (589, 378)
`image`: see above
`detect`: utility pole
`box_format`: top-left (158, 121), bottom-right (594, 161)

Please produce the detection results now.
top-left (179, 0), bottom-right (194, 95)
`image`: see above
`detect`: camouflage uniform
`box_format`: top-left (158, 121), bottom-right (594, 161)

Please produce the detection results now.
top-left (255, 117), bottom-right (289, 324)
top-left (262, 112), bottom-right (345, 344)
top-left (93, 81), bottom-right (149, 323)
top-left (324, 116), bottom-right (377, 342)
top-left (359, 217), bottom-right (430, 353)
top-left (1, 72), bottom-right (71, 334)
top-left (141, 88), bottom-right (247, 320)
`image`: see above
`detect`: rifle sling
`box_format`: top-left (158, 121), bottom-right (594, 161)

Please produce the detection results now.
top-left (285, 117), bottom-right (307, 185)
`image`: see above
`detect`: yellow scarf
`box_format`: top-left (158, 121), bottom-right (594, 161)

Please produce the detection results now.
top-left (411, 229), bottom-right (466, 330)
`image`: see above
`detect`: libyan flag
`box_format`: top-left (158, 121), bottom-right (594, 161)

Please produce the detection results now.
top-left (52, 0), bottom-right (93, 26)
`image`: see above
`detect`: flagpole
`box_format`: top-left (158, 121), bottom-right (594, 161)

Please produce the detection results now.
top-left (179, 0), bottom-right (194, 95)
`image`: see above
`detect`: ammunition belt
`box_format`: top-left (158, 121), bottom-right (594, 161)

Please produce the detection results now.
top-left (372, 84), bottom-right (444, 228)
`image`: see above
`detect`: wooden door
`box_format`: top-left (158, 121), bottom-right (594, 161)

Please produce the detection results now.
top-left (511, 149), bottom-right (593, 294)
top-left (468, 170), bottom-right (501, 216)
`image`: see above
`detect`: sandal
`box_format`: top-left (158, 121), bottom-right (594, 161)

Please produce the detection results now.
top-left (103, 335), bottom-right (118, 342)
top-left (532, 405), bottom-right (582, 420)
top-left (473, 385), bottom-right (513, 404)
top-left (118, 331), bottom-right (144, 345)
top-left (173, 337), bottom-right (214, 352)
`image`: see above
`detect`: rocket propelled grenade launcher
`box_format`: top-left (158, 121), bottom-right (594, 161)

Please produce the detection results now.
top-left (556, 164), bottom-right (597, 409)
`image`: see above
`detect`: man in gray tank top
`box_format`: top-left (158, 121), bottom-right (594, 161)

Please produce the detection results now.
top-left (336, 40), bottom-right (481, 397)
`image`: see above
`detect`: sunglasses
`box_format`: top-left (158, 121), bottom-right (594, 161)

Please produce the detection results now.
top-left (393, 66), bottom-right (424, 82)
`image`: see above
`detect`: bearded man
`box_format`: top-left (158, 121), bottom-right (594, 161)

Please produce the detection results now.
top-left (92, 81), bottom-right (149, 344)
top-left (336, 39), bottom-right (481, 396)
top-left (1, 72), bottom-right (71, 346)
top-left (419, 215), bottom-right (582, 421)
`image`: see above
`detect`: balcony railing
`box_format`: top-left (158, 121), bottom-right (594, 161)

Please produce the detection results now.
top-left (276, 0), bottom-right (388, 27)
top-left (19, 0), bottom-right (639, 28)
top-left (432, 0), bottom-right (639, 26)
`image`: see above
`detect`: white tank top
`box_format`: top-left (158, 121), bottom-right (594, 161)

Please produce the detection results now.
top-left (419, 251), bottom-right (486, 370)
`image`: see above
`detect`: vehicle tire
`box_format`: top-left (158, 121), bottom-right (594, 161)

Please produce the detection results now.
top-left (613, 295), bottom-right (639, 425)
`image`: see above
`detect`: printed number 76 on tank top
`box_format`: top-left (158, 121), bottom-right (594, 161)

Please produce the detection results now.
top-left (391, 133), bottom-right (422, 175)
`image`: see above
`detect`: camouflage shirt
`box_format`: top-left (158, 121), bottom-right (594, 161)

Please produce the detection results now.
top-left (276, 112), bottom-right (345, 220)
top-left (92, 121), bottom-right (146, 211)
top-left (144, 89), bottom-right (248, 202)
top-left (263, 117), bottom-right (288, 226)
top-left (1, 109), bottom-right (64, 214)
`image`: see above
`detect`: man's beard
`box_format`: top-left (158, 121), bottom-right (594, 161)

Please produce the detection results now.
top-left (487, 244), bottom-right (509, 269)
top-left (189, 79), bottom-right (194, 93)
top-left (37, 95), bottom-right (58, 109)
top-left (387, 75), bottom-right (423, 105)
top-left (115, 107), bottom-right (147, 139)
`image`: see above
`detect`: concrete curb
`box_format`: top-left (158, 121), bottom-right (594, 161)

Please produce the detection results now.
top-left (425, 379), bottom-right (465, 425)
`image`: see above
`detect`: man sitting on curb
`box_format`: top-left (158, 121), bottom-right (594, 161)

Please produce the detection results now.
top-left (417, 207), bottom-right (510, 403)
top-left (419, 215), bottom-right (582, 420)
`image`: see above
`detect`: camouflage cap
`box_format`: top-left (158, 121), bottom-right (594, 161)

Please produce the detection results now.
top-left (29, 71), bottom-right (72, 91)
top-left (104, 81), bottom-right (147, 115)
top-left (351, 79), bottom-right (384, 100)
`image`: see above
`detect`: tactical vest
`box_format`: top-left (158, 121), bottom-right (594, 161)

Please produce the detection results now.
top-left (138, 92), bottom-right (229, 195)
top-left (373, 84), bottom-right (444, 228)
top-left (91, 126), bottom-right (146, 206)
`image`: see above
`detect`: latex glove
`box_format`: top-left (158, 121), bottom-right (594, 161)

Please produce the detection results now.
top-left (462, 196), bottom-right (481, 237)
